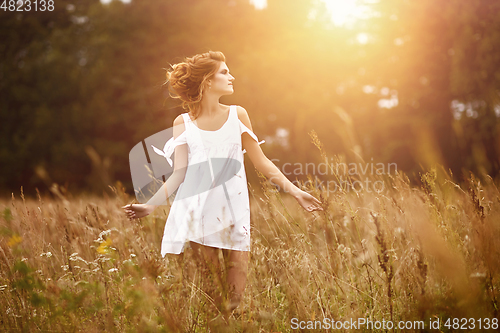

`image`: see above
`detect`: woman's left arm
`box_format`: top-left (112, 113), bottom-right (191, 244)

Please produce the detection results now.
top-left (237, 106), bottom-right (323, 212)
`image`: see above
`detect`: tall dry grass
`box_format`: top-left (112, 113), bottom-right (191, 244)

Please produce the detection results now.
top-left (1, 136), bottom-right (499, 332)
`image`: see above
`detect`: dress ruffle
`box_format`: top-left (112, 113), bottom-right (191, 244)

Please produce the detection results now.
top-left (150, 131), bottom-right (187, 167)
top-left (238, 119), bottom-right (265, 153)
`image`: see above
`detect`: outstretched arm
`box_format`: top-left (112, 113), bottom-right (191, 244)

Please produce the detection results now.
top-left (237, 106), bottom-right (323, 212)
top-left (123, 115), bottom-right (188, 219)
top-left (145, 115), bottom-right (188, 208)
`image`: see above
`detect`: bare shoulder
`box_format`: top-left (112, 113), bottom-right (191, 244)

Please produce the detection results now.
top-left (235, 105), bottom-right (253, 130)
top-left (172, 114), bottom-right (186, 138)
top-left (173, 114), bottom-right (185, 126)
top-left (235, 105), bottom-right (248, 117)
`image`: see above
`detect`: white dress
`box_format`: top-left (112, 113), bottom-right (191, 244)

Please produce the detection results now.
top-left (151, 105), bottom-right (265, 256)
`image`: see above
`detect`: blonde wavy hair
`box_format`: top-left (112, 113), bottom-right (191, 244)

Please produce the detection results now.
top-left (165, 51), bottom-right (226, 120)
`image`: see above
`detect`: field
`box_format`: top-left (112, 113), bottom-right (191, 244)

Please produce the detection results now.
top-left (1, 145), bottom-right (499, 332)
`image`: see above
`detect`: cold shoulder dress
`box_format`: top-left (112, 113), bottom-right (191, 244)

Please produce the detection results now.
top-left (151, 105), bottom-right (265, 256)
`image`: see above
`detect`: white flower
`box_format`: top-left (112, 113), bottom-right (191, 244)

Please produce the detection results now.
top-left (108, 268), bottom-right (118, 273)
top-left (69, 254), bottom-right (88, 265)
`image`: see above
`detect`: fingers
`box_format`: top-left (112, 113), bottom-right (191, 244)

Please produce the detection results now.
top-left (313, 196), bottom-right (323, 211)
top-left (309, 194), bottom-right (321, 205)
top-left (121, 204), bottom-right (134, 211)
top-left (122, 204), bottom-right (136, 220)
top-left (306, 203), bottom-right (323, 212)
top-left (125, 211), bottom-right (136, 220)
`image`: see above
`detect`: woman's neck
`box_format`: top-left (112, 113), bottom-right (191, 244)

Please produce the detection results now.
top-left (199, 94), bottom-right (223, 117)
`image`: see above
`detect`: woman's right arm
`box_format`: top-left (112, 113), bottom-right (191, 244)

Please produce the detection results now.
top-left (123, 115), bottom-right (188, 219)
top-left (146, 115), bottom-right (188, 208)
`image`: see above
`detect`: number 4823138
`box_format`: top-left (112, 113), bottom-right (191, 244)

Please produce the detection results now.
top-left (444, 318), bottom-right (498, 330)
top-left (1, 0), bottom-right (55, 11)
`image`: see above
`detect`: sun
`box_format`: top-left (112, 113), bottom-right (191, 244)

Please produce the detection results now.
top-left (249, 0), bottom-right (267, 10)
top-left (320, 0), bottom-right (373, 27)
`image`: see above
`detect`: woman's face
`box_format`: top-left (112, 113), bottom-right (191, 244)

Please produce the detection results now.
top-left (209, 62), bottom-right (234, 95)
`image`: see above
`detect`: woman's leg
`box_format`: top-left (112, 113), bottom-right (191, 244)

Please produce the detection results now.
top-left (222, 249), bottom-right (249, 311)
top-left (190, 242), bottom-right (249, 312)
top-left (190, 242), bottom-right (224, 309)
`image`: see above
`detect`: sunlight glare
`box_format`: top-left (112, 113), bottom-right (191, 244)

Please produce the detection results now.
top-left (320, 0), bottom-right (374, 27)
top-left (356, 33), bottom-right (369, 44)
top-left (250, 0), bottom-right (267, 10)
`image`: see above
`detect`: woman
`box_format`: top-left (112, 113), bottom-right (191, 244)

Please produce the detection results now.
top-left (122, 51), bottom-right (322, 314)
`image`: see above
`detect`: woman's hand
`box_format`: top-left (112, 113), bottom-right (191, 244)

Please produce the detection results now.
top-left (294, 190), bottom-right (323, 212)
top-left (121, 204), bottom-right (154, 220)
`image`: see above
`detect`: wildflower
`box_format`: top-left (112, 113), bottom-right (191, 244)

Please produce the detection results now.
top-left (7, 235), bottom-right (22, 247)
top-left (97, 255), bottom-right (111, 263)
top-left (96, 238), bottom-right (113, 255)
top-left (108, 268), bottom-right (118, 273)
top-left (69, 253), bottom-right (88, 264)
top-left (94, 228), bottom-right (119, 243)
